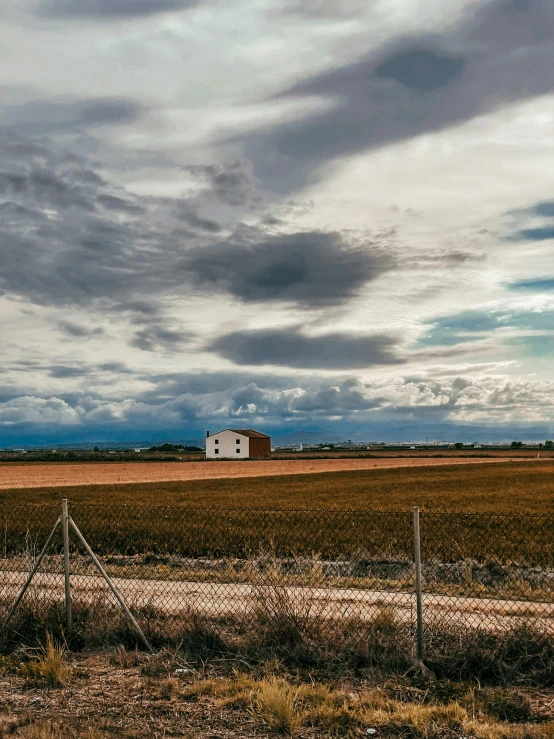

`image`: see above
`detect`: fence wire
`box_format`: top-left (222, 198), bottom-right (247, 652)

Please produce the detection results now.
top-left (1, 503), bottom-right (553, 645)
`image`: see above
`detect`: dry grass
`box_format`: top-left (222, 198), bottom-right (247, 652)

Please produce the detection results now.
top-left (181, 673), bottom-right (554, 738)
top-left (4, 597), bottom-right (554, 688)
top-left (21, 633), bottom-right (72, 687)
top-left (108, 644), bottom-right (140, 669)
top-left (19, 724), bottom-right (63, 739)
top-left (254, 678), bottom-right (304, 735)
top-left (2, 647), bottom-right (554, 738)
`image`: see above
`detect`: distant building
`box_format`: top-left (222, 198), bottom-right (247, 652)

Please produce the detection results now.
top-left (205, 429), bottom-right (271, 459)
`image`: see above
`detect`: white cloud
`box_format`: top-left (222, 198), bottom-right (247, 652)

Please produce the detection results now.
top-left (0, 397), bottom-right (81, 426)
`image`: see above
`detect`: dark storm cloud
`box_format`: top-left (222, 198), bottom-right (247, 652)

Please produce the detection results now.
top-left (374, 49), bottom-right (464, 91)
top-left (182, 161), bottom-right (257, 207)
top-left (98, 362), bottom-right (133, 373)
top-left (184, 230), bottom-right (392, 307)
top-left (37, 0), bottom-right (200, 19)
top-left (109, 301), bottom-right (160, 316)
top-left (292, 379), bottom-right (382, 412)
top-left (241, 0), bottom-right (554, 191)
top-left (174, 204), bottom-right (222, 233)
top-left (97, 194), bottom-right (142, 214)
top-left (0, 171), bottom-right (95, 210)
top-left (58, 321), bottom-right (104, 338)
top-left (3, 98), bottom-right (144, 133)
top-left (1, 129), bottom-right (400, 314)
top-left (129, 323), bottom-right (196, 353)
top-left (138, 371), bottom-right (296, 402)
top-left (208, 328), bottom-right (403, 369)
top-left (0, 131), bottom-right (187, 310)
top-left (48, 365), bottom-right (88, 378)
top-left (282, 0), bottom-right (368, 19)
top-left (35, 361), bottom-right (134, 378)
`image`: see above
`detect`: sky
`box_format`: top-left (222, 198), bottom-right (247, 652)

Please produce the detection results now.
top-left (1, 0), bottom-right (554, 445)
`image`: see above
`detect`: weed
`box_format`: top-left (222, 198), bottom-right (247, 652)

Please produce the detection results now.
top-left (22, 634), bottom-right (71, 687)
top-left (109, 645), bottom-right (139, 669)
top-left (253, 679), bottom-right (304, 735)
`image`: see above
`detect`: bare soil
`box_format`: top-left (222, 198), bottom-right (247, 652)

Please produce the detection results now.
top-left (0, 457), bottom-right (521, 490)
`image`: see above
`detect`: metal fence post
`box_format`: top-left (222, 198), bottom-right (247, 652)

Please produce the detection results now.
top-left (62, 499), bottom-right (72, 633)
top-left (413, 506), bottom-right (424, 663)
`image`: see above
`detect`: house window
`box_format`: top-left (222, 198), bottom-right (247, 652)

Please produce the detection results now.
top-left (215, 439), bottom-right (219, 444)
top-left (236, 439), bottom-right (240, 444)
top-left (236, 448), bottom-right (240, 453)
top-left (214, 449), bottom-right (219, 454)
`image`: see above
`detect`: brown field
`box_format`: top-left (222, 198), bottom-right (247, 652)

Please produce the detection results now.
top-left (1, 459), bottom-right (553, 512)
top-left (0, 455), bottom-right (530, 490)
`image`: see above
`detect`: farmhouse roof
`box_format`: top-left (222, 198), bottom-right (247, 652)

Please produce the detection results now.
top-left (210, 429), bottom-right (270, 439)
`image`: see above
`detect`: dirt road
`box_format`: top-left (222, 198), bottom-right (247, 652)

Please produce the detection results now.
top-left (0, 457), bottom-right (518, 489)
top-left (1, 570), bottom-right (552, 633)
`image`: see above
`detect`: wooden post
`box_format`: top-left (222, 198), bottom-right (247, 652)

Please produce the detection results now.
top-left (68, 516), bottom-right (152, 651)
top-left (413, 506), bottom-right (424, 663)
top-left (62, 499), bottom-right (72, 633)
top-left (3, 516), bottom-right (61, 628)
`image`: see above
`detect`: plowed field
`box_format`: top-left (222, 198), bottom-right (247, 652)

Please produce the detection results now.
top-left (0, 456), bottom-right (518, 489)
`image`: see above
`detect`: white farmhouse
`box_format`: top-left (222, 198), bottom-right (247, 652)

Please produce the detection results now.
top-left (205, 429), bottom-right (271, 459)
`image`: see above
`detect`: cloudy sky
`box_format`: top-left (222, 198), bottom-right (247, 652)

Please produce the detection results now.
top-left (1, 0), bottom-right (554, 445)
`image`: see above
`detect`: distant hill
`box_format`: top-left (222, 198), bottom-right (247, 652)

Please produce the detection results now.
top-left (273, 423), bottom-right (552, 446)
top-left (273, 430), bottom-right (341, 446)
top-left (3, 422), bottom-right (552, 451)
top-left (5, 438), bottom-right (206, 451)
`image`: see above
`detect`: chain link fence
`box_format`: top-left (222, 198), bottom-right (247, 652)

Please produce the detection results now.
top-left (1, 501), bottom-right (553, 656)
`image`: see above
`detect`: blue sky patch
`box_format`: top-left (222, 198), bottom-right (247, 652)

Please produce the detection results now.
top-left (509, 278), bottom-right (554, 291)
top-left (508, 335), bottom-right (554, 358)
top-left (534, 201), bottom-right (554, 217)
top-left (515, 227), bottom-right (554, 241)
top-left (417, 310), bottom-right (554, 348)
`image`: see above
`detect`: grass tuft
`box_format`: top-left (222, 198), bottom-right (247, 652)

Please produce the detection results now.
top-left (20, 724), bottom-right (62, 739)
top-left (22, 633), bottom-right (71, 687)
top-left (254, 678), bottom-right (304, 735)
